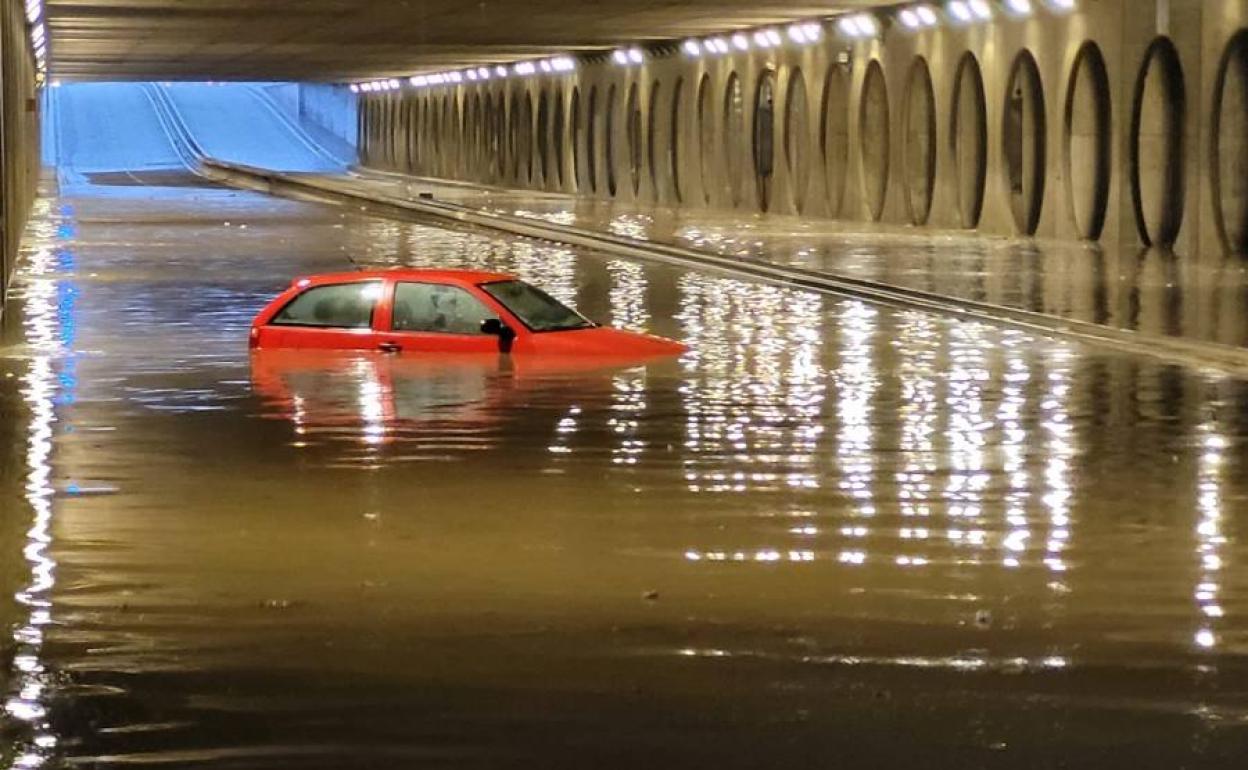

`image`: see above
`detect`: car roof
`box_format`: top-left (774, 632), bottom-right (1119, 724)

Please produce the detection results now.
top-left (296, 268), bottom-right (515, 287)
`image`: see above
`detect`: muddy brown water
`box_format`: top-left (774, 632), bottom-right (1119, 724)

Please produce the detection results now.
top-left (2, 185), bottom-right (1247, 768)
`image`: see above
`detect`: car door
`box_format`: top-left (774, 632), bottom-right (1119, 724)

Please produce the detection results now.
top-left (261, 280), bottom-right (385, 350)
top-left (377, 280), bottom-right (504, 354)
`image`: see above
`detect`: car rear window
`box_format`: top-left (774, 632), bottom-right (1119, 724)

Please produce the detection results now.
top-left (270, 282), bottom-right (382, 329)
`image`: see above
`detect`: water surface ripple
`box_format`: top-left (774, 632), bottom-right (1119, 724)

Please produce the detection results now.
top-left (1, 187), bottom-right (1247, 768)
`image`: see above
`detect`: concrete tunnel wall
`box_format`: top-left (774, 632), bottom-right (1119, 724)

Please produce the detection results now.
top-left (0, 0), bottom-right (41, 308)
top-left (356, 0), bottom-right (1248, 260)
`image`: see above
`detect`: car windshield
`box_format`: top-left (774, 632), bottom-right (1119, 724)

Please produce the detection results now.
top-left (480, 280), bottom-right (595, 332)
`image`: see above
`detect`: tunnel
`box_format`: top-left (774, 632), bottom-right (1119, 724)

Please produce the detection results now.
top-left (4, 2), bottom-right (1248, 769)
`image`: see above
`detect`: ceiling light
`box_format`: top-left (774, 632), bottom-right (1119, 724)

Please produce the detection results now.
top-left (787, 24), bottom-right (808, 44)
top-left (1005, 0), bottom-right (1033, 14)
top-left (732, 33), bottom-right (749, 51)
top-left (837, 13), bottom-right (879, 39)
top-left (968, 0), bottom-right (993, 19)
top-left (682, 39), bottom-right (702, 57)
top-left (916, 5), bottom-right (939, 25)
top-left (628, 47), bottom-right (644, 64)
top-left (538, 60), bottom-right (552, 73)
top-left (1044, 0), bottom-right (1076, 10)
top-left (801, 22), bottom-right (823, 41)
top-left (477, 67), bottom-right (490, 79)
top-left (947, 1), bottom-right (973, 22)
top-left (899, 9), bottom-right (920, 28)
top-left (612, 49), bottom-right (628, 65)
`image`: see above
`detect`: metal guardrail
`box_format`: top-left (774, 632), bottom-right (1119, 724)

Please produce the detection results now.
top-left (199, 158), bottom-right (1248, 376)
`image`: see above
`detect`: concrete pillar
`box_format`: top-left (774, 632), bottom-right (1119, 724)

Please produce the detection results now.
top-left (354, 0), bottom-right (1248, 258)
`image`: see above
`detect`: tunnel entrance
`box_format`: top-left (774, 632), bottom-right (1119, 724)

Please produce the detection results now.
top-left (1064, 42), bottom-right (1112, 241)
top-left (903, 57), bottom-right (936, 226)
top-left (1004, 50), bottom-right (1047, 236)
top-left (860, 60), bottom-right (890, 222)
top-left (952, 53), bottom-right (988, 229)
top-left (753, 70), bottom-right (776, 212)
top-left (1130, 37), bottom-right (1187, 249)
top-left (822, 65), bottom-right (850, 217)
top-left (784, 69), bottom-right (810, 213)
top-left (1212, 30), bottom-right (1248, 255)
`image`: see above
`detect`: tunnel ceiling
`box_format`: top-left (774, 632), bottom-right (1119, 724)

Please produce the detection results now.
top-left (46, 0), bottom-right (894, 82)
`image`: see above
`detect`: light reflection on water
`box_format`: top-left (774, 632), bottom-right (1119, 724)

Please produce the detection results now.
top-left (2, 188), bottom-right (1248, 765)
top-left (4, 200), bottom-right (71, 769)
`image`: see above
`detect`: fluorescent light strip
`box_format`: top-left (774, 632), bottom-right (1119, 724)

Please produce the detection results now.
top-left (899, 4), bottom-right (940, 29)
top-left (349, 1), bottom-right (1080, 91)
top-left (837, 13), bottom-right (879, 39)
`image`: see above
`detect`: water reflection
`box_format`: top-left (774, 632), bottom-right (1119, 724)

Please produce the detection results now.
top-left (422, 185), bottom-right (1248, 349)
top-left (835, 301), bottom-right (877, 567)
top-left (1194, 418), bottom-right (1227, 650)
top-left (4, 200), bottom-right (74, 768)
top-left (250, 350), bottom-right (669, 468)
top-left (5, 185), bottom-right (1248, 765)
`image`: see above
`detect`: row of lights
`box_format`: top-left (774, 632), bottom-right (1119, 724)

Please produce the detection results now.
top-left (897, 0), bottom-right (1076, 32)
top-left (679, 21), bottom-right (824, 59)
top-left (27, 0), bottom-right (47, 75)
top-left (351, 0), bottom-right (1079, 91)
top-left (351, 55), bottom-right (577, 93)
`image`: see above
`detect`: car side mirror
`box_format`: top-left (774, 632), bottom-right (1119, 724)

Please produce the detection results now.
top-left (481, 317), bottom-right (515, 354)
top-left (480, 318), bottom-right (514, 339)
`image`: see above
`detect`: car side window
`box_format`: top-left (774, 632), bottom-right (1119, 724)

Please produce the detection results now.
top-left (391, 282), bottom-right (496, 335)
top-left (270, 282), bottom-right (381, 329)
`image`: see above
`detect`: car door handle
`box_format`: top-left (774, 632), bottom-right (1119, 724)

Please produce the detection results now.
top-left (378, 341), bottom-right (402, 354)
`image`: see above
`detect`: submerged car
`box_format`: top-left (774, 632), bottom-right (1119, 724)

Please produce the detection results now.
top-left (250, 268), bottom-right (686, 357)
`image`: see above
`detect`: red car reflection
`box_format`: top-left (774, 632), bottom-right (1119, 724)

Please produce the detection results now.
top-left (251, 268), bottom-right (686, 358)
top-left (250, 349), bottom-right (640, 442)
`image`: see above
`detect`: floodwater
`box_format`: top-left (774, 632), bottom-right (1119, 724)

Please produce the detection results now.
top-left (2, 183), bottom-right (1248, 768)
top-left (319, 171), bottom-right (1248, 349)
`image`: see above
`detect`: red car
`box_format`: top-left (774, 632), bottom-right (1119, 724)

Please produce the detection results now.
top-left (250, 268), bottom-right (686, 358)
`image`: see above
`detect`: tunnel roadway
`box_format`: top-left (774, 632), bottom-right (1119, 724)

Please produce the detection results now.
top-left (1, 175), bottom-right (1247, 768)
